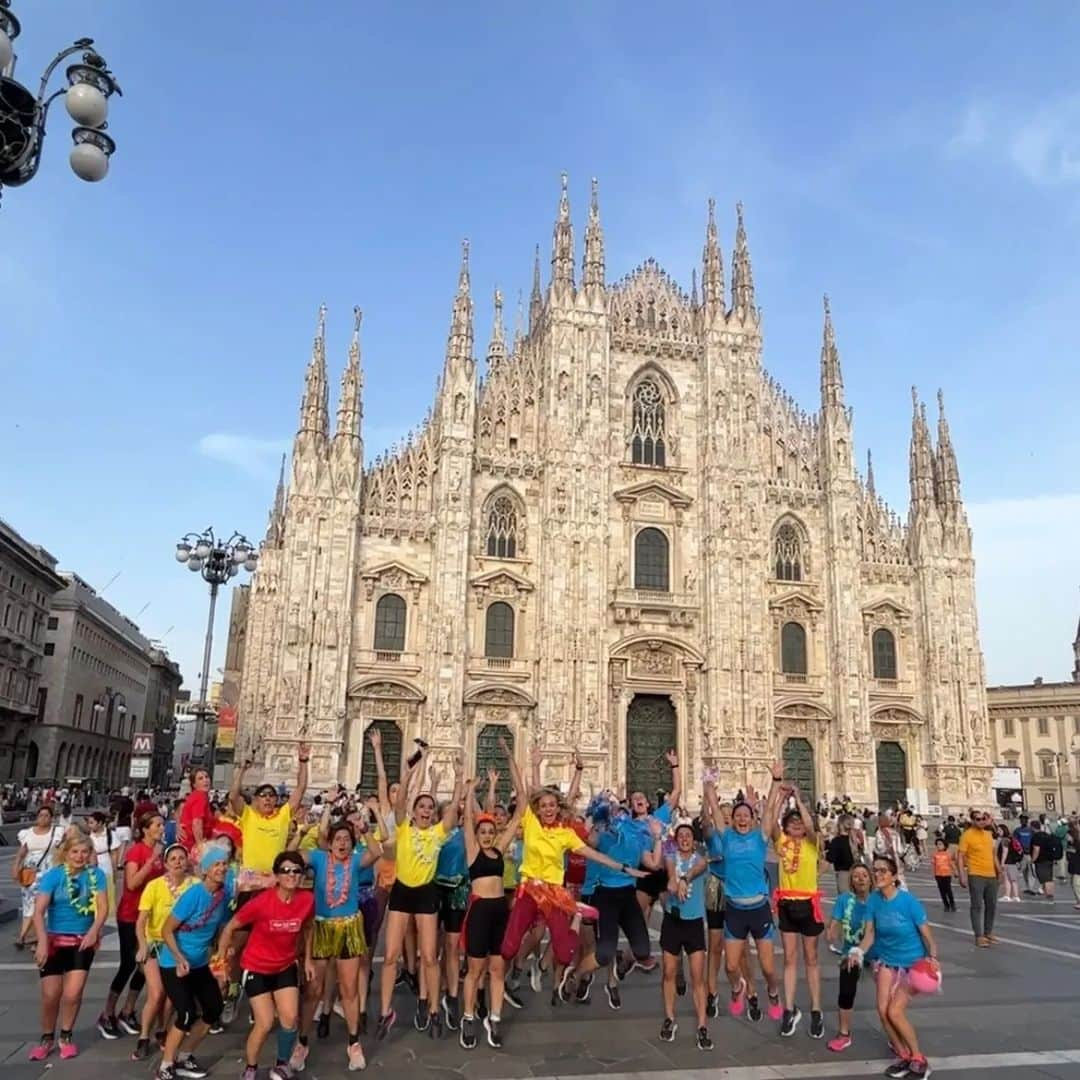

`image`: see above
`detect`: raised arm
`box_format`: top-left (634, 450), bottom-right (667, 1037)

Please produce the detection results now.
top-left (529, 743), bottom-right (542, 791)
top-left (641, 815), bottom-right (665, 870)
top-left (703, 777), bottom-right (722, 835)
top-left (463, 778), bottom-right (480, 865)
top-left (394, 751), bottom-right (422, 825)
top-left (288, 742), bottom-right (310, 816)
top-left (442, 756), bottom-right (464, 831)
top-left (763, 761), bottom-right (785, 841)
top-left (484, 770), bottom-right (498, 814)
top-left (229, 760), bottom-right (250, 817)
top-left (794, 788), bottom-right (816, 843)
top-left (567, 750), bottom-right (584, 807)
top-left (662, 748), bottom-right (681, 809)
top-left (504, 736), bottom-right (529, 809)
top-left (369, 727), bottom-right (391, 821)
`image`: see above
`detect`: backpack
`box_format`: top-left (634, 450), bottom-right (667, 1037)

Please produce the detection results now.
top-left (1043, 835), bottom-right (1063, 862)
top-left (1010, 836), bottom-right (1023, 855)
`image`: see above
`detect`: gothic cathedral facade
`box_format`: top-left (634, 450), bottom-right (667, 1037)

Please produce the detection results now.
top-left (236, 178), bottom-right (993, 811)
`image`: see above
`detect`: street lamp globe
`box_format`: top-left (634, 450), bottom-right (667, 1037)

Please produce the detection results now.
top-left (194, 540), bottom-right (211, 559)
top-left (175, 543), bottom-right (191, 563)
top-left (187, 556), bottom-right (203, 572)
top-left (69, 140), bottom-right (109, 182)
top-left (244, 556), bottom-right (258, 572)
top-left (232, 545), bottom-right (248, 565)
top-left (65, 81), bottom-right (108, 127)
top-left (227, 563), bottom-right (238, 578)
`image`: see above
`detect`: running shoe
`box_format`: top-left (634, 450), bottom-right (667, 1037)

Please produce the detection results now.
top-left (118, 1012), bottom-right (141, 1037)
top-left (403, 969), bottom-right (420, 996)
top-left (28, 1039), bottom-right (54, 1062)
top-left (347, 1042), bottom-right (366, 1072)
top-left (696, 1026), bottom-right (713, 1051)
top-left (375, 1010), bottom-right (396, 1041)
top-left (441, 993), bottom-right (460, 1031)
top-left (268, 1065), bottom-right (293, 1080)
top-left (459, 1016), bottom-right (477, 1050)
top-left (288, 1042), bottom-right (309, 1072)
top-left (828, 1033), bottom-right (853, 1052)
top-left (907, 1056), bottom-right (931, 1078)
top-left (414, 998), bottom-right (430, 1032)
top-left (131, 1037), bottom-right (152, 1060)
top-left (779, 1006), bottom-right (802, 1037)
top-left (157, 1066), bottom-right (176, 1080)
top-left (767, 994), bottom-right (784, 1021)
top-left (428, 1011), bottom-right (443, 1039)
top-left (557, 967), bottom-right (577, 1003)
top-left (208, 1022), bottom-right (224, 1035)
top-left (575, 901), bottom-right (600, 922)
top-left (176, 1054), bottom-right (209, 1079)
top-left (747, 995), bottom-right (763, 1023)
top-left (659, 1017), bottom-right (677, 1042)
top-left (634, 956), bottom-right (658, 974)
top-left (97, 1014), bottom-right (121, 1040)
top-left (615, 953), bottom-right (633, 982)
top-left (58, 1041), bottom-right (79, 1060)
top-left (527, 956), bottom-right (543, 993)
top-left (676, 968), bottom-right (687, 997)
top-left (503, 986), bottom-right (525, 1010)
top-left (729, 977), bottom-right (747, 1017)
top-left (809, 1010), bottom-right (825, 1039)
top-left (605, 982), bottom-right (622, 1010)
top-left (333, 1000), bottom-right (347, 1019)
top-left (706, 991), bottom-right (718, 1018)
top-left (506, 966), bottom-right (522, 991)
top-left (241, 1068), bottom-right (257, 1080)
top-left (575, 972), bottom-right (594, 1003)
top-left (484, 1016), bottom-right (503, 1049)
top-left (884, 1059), bottom-right (913, 1079)
top-left (221, 994), bottom-right (238, 1027)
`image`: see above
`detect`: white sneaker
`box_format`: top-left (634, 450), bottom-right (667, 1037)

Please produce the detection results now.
top-left (288, 1042), bottom-right (308, 1072)
top-left (347, 1043), bottom-right (366, 1072)
top-left (333, 1001), bottom-right (346, 1020)
top-left (528, 956), bottom-right (542, 993)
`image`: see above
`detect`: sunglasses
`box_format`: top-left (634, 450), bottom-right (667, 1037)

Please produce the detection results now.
top-left (278, 866), bottom-right (304, 876)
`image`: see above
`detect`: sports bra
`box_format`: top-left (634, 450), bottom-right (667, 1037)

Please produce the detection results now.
top-left (469, 846), bottom-right (504, 882)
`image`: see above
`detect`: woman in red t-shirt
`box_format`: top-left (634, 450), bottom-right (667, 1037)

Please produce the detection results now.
top-left (218, 850), bottom-right (315, 1080)
top-left (179, 769), bottom-right (216, 852)
top-left (100, 813), bottom-right (165, 1037)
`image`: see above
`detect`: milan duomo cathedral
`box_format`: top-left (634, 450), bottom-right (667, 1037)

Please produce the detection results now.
top-left (235, 177), bottom-right (993, 812)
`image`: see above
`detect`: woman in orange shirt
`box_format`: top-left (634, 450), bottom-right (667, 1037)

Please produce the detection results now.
top-left (931, 839), bottom-right (957, 912)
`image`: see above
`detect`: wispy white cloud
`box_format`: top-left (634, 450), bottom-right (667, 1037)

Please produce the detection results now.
top-left (196, 433), bottom-right (289, 476)
top-left (970, 493), bottom-right (1080, 686)
top-left (948, 95), bottom-right (1080, 187)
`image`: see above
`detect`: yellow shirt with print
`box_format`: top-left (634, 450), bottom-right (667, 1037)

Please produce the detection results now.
top-left (394, 820), bottom-right (449, 888)
top-left (519, 806), bottom-right (584, 885)
top-left (775, 835), bottom-right (819, 893)
top-left (958, 826), bottom-right (996, 878)
top-left (138, 876), bottom-right (197, 942)
top-left (239, 803), bottom-right (293, 873)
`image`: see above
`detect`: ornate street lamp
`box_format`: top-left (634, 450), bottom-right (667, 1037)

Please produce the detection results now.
top-left (92, 688), bottom-right (127, 738)
top-left (0, 0), bottom-right (121, 201)
top-left (175, 528), bottom-right (257, 772)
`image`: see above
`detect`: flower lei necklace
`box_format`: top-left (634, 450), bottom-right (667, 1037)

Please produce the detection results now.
top-left (64, 865), bottom-right (95, 916)
top-left (326, 853), bottom-right (353, 909)
top-left (408, 821), bottom-right (437, 867)
top-left (779, 835), bottom-right (803, 876)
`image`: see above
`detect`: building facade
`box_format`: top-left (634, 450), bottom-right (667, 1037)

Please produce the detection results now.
top-left (988, 626), bottom-right (1080, 815)
top-left (145, 646), bottom-right (183, 789)
top-left (37, 573), bottom-right (152, 789)
top-left (235, 181), bottom-right (993, 810)
top-left (0, 518), bottom-right (66, 782)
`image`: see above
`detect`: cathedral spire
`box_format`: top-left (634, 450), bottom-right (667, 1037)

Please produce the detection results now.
top-left (908, 387), bottom-right (936, 516)
top-left (266, 452), bottom-right (287, 544)
top-left (297, 303), bottom-right (330, 445)
top-left (445, 239), bottom-right (474, 365)
top-left (582, 176), bottom-right (605, 290)
top-left (333, 306), bottom-right (363, 452)
top-left (1072, 598), bottom-right (1080, 683)
top-left (702, 197), bottom-right (724, 314)
top-left (820, 294), bottom-right (845, 409)
top-left (935, 388), bottom-right (962, 515)
top-left (529, 243), bottom-right (543, 330)
top-left (551, 172), bottom-right (575, 291)
top-left (730, 201), bottom-right (756, 320)
top-left (866, 448), bottom-right (876, 498)
top-left (487, 288), bottom-right (507, 369)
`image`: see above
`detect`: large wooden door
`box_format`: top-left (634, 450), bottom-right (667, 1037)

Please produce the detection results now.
top-left (360, 720), bottom-right (402, 795)
top-left (876, 741), bottom-right (907, 809)
top-left (626, 694), bottom-right (677, 800)
top-left (783, 737), bottom-right (816, 805)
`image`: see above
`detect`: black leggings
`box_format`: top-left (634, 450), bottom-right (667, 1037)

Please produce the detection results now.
top-left (593, 884), bottom-right (651, 968)
top-left (935, 876), bottom-right (956, 910)
top-left (838, 962), bottom-right (862, 1011)
top-left (110, 920), bottom-right (146, 997)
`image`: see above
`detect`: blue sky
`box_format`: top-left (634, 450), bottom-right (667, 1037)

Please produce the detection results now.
top-left (3, 2), bottom-right (1079, 691)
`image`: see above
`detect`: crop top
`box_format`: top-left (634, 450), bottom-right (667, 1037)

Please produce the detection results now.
top-left (469, 847), bottom-right (505, 882)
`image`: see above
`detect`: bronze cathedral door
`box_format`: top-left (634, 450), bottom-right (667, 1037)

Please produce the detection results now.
top-left (626, 694), bottom-right (677, 800)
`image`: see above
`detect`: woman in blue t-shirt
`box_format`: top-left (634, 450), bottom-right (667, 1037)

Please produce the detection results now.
top-left (29, 830), bottom-right (108, 1062)
top-left (847, 855), bottom-right (939, 1080)
top-left (826, 863), bottom-right (873, 1053)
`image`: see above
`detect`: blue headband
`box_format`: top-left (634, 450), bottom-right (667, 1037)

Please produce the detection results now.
top-left (199, 845), bottom-right (229, 873)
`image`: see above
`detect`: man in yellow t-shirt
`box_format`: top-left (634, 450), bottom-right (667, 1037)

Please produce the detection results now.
top-left (958, 811), bottom-right (1001, 946)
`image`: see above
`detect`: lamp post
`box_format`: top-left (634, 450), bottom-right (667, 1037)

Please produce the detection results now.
top-left (0, 0), bottom-right (122, 203)
top-left (175, 528), bottom-right (257, 775)
top-left (91, 688), bottom-right (126, 792)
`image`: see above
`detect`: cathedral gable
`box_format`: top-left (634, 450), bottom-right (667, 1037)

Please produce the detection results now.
top-left (614, 479), bottom-right (693, 514)
top-left (470, 569), bottom-right (534, 609)
top-left (609, 259), bottom-right (700, 358)
top-left (359, 560), bottom-right (428, 600)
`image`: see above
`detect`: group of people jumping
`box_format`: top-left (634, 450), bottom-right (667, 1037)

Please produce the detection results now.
top-left (12, 737), bottom-right (943, 1079)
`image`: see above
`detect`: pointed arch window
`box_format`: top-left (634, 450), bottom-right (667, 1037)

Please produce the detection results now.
top-left (485, 494), bottom-right (522, 558)
top-left (630, 378), bottom-right (666, 466)
top-left (634, 527), bottom-right (670, 591)
top-left (485, 602), bottom-right (515, 658)
top-left (781, 621), bottom-right (808, 675)
top-left (373, 593), bottom-right (407, 652)
top-left (872, 628), bottom-right (897, 680)
top-left (774, 521), bottom-right (804, 581)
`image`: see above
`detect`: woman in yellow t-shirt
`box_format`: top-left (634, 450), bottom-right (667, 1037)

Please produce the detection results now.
top-left (374, 749), bottom-right (463, 1041)
top-left (132, 844), bottom-right (196, 1058)
top-left (769, 783), bottom-right (824, 1038)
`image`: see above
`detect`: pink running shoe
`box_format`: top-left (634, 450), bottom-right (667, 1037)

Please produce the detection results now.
top-left (347, 1042), bottom-right (366, 1071)
top-left (766, 995), bottom-right (784, 1021)
top-left (28, 1040), bottom-right (53, 1062)
top-left (828, 1033), bottom-right (853, 1052)
top-left (728, 978), bottom-right (747, 1017)
top-left (59, 1040), bottom-right (79, 1059)
top-left (575, 901), bottom-right (600, 922)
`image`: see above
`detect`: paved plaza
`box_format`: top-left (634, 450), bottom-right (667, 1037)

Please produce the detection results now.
top-left (1, 852), bottom-right (1080, 1079)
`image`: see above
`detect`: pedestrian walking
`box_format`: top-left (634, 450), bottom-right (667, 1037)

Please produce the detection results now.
top-left (957, 811), bottom-right (1001, 946)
